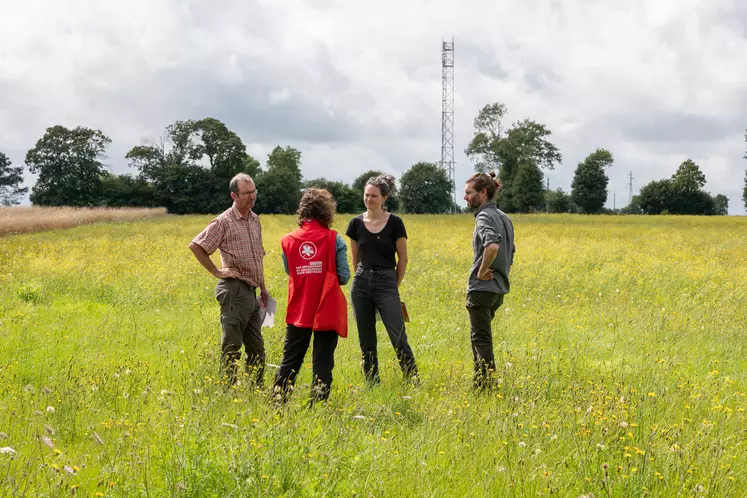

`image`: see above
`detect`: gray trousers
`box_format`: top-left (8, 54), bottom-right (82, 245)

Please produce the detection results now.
top-left (215, 278), bottom-right (265, 386)
top-left (350, 266), bottom-right (417, 382)
top-left (466, 291), bottom-right (505, 389)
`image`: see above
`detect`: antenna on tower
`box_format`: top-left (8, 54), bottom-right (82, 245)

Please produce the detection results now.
top-left (627, 171), bottom-right (634, 204)
top-left (441, 37), bottom-right (456, 212)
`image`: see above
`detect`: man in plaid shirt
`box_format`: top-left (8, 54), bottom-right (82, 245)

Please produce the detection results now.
top-left (189, 173), bottom-right (271, 387)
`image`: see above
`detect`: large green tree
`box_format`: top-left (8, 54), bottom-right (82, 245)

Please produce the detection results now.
top-left (669, 159), bottom-right (711, 215)
top-left (638, 179), bottom-right (675, 214)
top-left (352, 169), bottom-right (399, 212)
top-left (98, 173), bottom-right (157, 208)
top-left (671, 159), bottom-right (706, 194)
top-left (399, 162), bottom-right (454, 214)
top-left (26, 126), bottom-right (111, 206)
top-left (545, 188), bottom-right (574, 213)
top-left (465, 102), bottom-right (561, 212)
top-left (713, 194), bottom-right (729, 215)
top-left (0, 152), bottom-right (28, 206)
top-left (126, 118), bottom-right (258, 213)
top-left (571, 148), bottom-right (614, 214)
top-left (253, 146), bottom-right (303, 215)
top-left (303, 178), bottom-right (359, 214)
top-left (512, 162), bottom-right (545, 212)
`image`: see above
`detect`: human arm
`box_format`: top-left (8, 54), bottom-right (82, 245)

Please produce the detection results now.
top-left (335, 233), bottom-right (350, 285)
top-left (349, 239), bottom-right (360, 270)
top-left (395, 237), bottom-right (408, 287)
top-left (189, 242), bottom-right (239, 279)
top-left (477, 243), bottom-right (499, 280)
top-left (475, 212), bottom-right (502, 280)
top-left (281, 251), bottom-right (290, 275)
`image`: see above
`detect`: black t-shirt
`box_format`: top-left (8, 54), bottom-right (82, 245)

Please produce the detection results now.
top-left (345, 214), bottom-right (407, 269)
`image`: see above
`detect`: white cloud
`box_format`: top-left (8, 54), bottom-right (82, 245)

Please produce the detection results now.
top-left (1, 0), bottom-right (746, 213)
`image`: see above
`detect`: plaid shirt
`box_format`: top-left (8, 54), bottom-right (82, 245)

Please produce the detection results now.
top-left (191, 205), bottom-right (266, 288)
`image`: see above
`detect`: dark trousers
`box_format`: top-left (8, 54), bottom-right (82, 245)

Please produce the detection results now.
top-left (273, 325), bottom-right (339, 403)
top-left (215, 278), bottom-right (265, 386)
top-left (466, 291), bottom-right (505, 389)
top-left (350, 266), bottom-right (417, 383)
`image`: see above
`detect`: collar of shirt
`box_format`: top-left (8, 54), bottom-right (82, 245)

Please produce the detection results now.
top-left (474, 201), bottom-right (496, 218)
top-left (301, 219), bottom-right (326, 230)
top-left (230, 204), bottom-right (257, 222)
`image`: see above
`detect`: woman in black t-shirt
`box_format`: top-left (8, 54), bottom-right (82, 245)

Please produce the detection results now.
top-left (345, 174), bottom-right (419, 384)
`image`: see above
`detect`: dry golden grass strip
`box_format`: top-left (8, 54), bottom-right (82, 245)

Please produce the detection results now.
top-left (0, 206), bottom-right (168, 236)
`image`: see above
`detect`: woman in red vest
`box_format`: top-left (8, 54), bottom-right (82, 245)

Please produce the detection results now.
top-left (273, 188), bottom-right (350, 404)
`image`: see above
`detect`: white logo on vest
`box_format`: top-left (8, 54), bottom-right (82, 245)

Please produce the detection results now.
top-left (300, 242), bottom-right (317, 260)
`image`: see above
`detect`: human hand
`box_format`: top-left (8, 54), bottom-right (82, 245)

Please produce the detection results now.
top-left (477, 268), bottom-right (494, 280)
top-left (260, 287), bottom-right (271, 307)
top-left (215, 267), bottom-right (240, 279)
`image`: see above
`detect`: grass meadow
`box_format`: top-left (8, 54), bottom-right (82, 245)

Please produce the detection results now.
top-left (0, 213), bottom-right (745, 497)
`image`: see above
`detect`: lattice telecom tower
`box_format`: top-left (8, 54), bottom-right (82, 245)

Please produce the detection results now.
top-left (441, 38), bottom-right (456, 210)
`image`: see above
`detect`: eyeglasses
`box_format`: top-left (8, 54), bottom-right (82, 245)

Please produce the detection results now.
top-left (237, 189), bottom-right (257, 197)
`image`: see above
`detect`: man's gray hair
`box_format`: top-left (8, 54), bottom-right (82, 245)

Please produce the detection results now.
top-left (229, 173), bottom-right (254, 194)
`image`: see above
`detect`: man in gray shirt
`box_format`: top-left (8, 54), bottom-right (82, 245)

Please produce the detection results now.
top-left (463, 172), bottom-right (515, 390)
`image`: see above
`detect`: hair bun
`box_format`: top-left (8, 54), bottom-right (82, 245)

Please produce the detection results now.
top-left (488, 170), bottom-right (502, 189)
top-left (380, 174), bottom-right (396, 189)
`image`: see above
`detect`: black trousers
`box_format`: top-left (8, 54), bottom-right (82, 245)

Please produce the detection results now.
top-left (466, 291), bottom-right (505, 389)
top-left (273, 325), bottom-right (339, 403)
top-left (215, 278), bottom-right (265, 386)
top-left (350, 266), bottom-right (417, 382)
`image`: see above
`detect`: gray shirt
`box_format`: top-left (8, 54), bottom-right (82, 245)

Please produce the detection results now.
top-left (467, 201), bottom-right (515, 294)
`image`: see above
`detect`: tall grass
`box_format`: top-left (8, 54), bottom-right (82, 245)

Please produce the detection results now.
top-left (0, 214), bottom-right (745, 496)
top-left (0, 206), bottom-right (168, 236)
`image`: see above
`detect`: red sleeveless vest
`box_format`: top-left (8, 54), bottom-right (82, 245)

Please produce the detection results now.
top-left (281, 220), bottom-right (347, 337)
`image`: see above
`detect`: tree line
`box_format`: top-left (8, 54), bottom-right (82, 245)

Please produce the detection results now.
top-left (464, 102), bottom-right (745, 215)
top-left (0, 118), bottom-right (456, 214)
top-left (1, 103), bottom-right (745, 214)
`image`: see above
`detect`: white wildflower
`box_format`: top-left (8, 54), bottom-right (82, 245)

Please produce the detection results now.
top-left (0, 447), bottom-right (16, 455)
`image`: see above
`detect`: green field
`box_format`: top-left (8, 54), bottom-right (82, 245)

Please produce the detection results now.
top-left (1, 214), bottom-right (746, 497)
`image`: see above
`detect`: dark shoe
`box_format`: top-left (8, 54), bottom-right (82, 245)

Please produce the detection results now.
top-left (361, 352), bottom-right (380, 385)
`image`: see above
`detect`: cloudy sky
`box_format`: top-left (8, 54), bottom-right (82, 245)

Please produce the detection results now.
top-left (2, 0), bottom-right (746, 213)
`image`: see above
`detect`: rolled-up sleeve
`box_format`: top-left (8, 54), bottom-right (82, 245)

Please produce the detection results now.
top-left (476, 213), bottom-right (502, 248)
top-left (191, 218), bottom-right (225, 255)
top-left (335, 233), bottom-right (350, 285)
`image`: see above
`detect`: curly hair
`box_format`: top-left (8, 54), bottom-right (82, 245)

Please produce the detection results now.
top-left (296, 188), bottom-right (337, 228)
top-left (467, 170), bottom-right (503, 200)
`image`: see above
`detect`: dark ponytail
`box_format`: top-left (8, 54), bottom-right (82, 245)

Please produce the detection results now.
top-left (467, 170), bottom-right (502, 199)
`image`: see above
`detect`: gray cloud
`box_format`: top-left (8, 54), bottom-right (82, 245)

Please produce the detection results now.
top-left (1, 0), bottom-right (746, 213)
